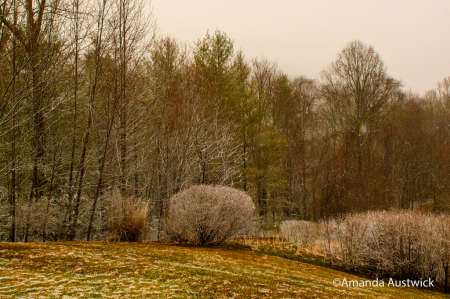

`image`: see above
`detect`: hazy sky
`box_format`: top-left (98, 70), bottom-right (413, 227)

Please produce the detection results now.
top-left (151, 0), bottom-right (450, 96)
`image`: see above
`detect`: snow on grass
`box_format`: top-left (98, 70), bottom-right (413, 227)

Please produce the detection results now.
top-left (0, 241), bottom-right (448, 298)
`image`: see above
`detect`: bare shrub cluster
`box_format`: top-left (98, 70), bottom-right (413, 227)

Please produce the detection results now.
top-left (109, 189), bottom-right (149, 242)
top-left (280, 220), bottom-right (322, 248)
top-left (166, 185), bottom-right (256, 245)
top-left (0, 196), bottom-right (76, 242)
top-left (315, 211), bottom-right (450, 286)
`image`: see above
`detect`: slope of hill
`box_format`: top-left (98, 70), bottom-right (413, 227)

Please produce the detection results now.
top-left (0, 242), bottom-right (447, 298)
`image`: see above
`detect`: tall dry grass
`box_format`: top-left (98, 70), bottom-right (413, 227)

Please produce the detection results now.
top-left (109, 189), bottom-right (149, 242)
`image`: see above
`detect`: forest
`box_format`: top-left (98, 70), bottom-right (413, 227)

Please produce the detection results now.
top-left (1, 0), bottom-right (450, 242)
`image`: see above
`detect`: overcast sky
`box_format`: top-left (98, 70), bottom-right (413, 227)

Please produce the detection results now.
top-left (151, 0), bottom-right (450, 96)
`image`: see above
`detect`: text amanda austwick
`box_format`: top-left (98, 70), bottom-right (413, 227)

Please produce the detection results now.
top-left (336, 278), bottom-right (435, 288)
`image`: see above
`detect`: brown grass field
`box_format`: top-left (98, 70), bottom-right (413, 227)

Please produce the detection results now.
top-left (0, 241), bottom-right (448, 298)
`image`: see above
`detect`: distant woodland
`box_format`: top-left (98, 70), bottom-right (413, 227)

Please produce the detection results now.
top-left (1, 0), bottom-right (450, 242)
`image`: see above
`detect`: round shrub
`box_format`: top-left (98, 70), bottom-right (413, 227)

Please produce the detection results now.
top-left (166, 185), bottom-right (256, 245)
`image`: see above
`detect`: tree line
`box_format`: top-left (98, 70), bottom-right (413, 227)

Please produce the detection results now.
top-left (0, 0), bottom-right (449, 242)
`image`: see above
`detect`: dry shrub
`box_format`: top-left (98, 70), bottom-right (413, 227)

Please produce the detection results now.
top-left (166, 185), bottom-right (256, 245)
top-left (0, 197), bottom-right (66, 242)
top-left (280, 220), bottom-right (322, 248)
top-left (109, 189), bottom-right (149, 242)
top-left (318, 211), bottom-right (450, 286)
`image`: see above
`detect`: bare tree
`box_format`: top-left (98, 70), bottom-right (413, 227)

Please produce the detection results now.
top-left (320, 40), bottom-right (401, 212)
top-left (67, 0), bottom-right (109, 241)
top-left (112, 0), bottom-right (155, 197)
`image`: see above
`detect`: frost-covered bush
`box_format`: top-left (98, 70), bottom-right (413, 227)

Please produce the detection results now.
top-left (280, 220), bottom-right (322, 247)
top-left (319, 211), bottom-right (450, 286)
top-left (166, 185), bottom-right (256, 245)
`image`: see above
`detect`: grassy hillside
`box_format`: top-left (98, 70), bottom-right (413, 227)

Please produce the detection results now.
top-left (0, 242), bottom-right (447, 298)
